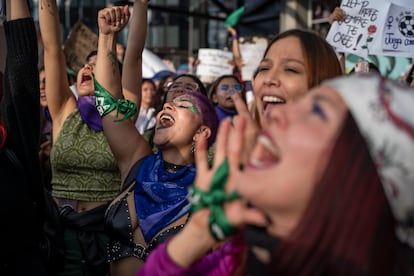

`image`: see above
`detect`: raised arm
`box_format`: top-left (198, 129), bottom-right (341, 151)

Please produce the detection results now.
top-left (227, 26), bottom-right (243, 72)
top-left (122, 0), bottom-right (148, 108)
top-left (4, 0), bottom-right (40, 162)
top-left (38, 0), bottom-right (76, 141)
top-left (94, 6), bottom-right (152, 181)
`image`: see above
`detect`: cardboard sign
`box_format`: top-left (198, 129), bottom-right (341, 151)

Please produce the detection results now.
top-left (63, 21), bottom-right (98, 73)
top-left (196, 48), bottom-right (233, 83)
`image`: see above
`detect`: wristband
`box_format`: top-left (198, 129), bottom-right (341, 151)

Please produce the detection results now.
top-left (94, 78), bottom-right (138, 122)
top-left (232, 35), bottom-right (238, 40)
top-left (189, 159), bottom-right (240, 241)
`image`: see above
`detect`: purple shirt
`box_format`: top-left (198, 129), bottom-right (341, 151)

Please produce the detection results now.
top-left (138, 235), bottom-right (245, 276)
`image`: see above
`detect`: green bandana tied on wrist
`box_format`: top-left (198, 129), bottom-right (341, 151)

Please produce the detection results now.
top-left (189, 159), bottom-right (240, 241)
top-left (94, 78), bottom-right (138, 121)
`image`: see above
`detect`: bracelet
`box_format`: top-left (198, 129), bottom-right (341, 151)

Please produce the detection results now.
top-left (94, 78), bottom-right (138, 122)
top-left (188, 159), bottom-right (240, 241)
top-left (232, 35), bottom-right (238, 40)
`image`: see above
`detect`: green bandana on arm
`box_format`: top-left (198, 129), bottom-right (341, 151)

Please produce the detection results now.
top-left (189, 159), bottom-right (240, 241)
top-left (94, 78), bottom-right (138, 122)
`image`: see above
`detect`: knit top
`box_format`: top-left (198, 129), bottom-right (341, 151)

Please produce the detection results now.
top-left (50, 110), bottom-right (121, 201)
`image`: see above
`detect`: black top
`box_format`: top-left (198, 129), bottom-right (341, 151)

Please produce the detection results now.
top-left (0, 17), bottom-right (47, 275)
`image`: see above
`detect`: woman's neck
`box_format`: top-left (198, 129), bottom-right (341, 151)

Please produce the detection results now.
top-left (161, 147), bottom-right (194, 166)
top-left (141, 102), bottom-right (151, 110)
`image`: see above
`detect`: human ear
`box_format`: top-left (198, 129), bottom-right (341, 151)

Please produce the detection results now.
top-left (194, 125), bottom-right (212, 142)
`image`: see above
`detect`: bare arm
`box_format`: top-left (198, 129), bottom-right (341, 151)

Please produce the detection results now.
top-left (6, 0), bottom-right (29, 19)
top-left (122, 0), bottom-right (148, 108)
top-left (38, 0), bottom-right (76, 141)
top-left (227, 26), bottom-right (243, 72)
top-left (95, 6), bottom-right (152, 181)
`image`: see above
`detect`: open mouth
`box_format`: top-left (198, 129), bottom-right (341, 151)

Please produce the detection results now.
top-left (158, 113), bottom-right (175, 129)
top-left (248, 134), bottom-right (280, 169)
top-left (81, 74), bottom-right (93, 86)
top-left (262, 95), bottom-right (286, 112)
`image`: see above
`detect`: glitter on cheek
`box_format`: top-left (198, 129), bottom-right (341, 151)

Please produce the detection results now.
top-left (187, 106), bottom-right (200, 114)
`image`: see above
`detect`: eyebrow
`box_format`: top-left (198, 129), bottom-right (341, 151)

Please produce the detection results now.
top-left (260, 57), bottom-right (305, 66)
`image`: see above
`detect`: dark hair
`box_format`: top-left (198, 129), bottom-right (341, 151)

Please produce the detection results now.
top-left (263, 29), bottom-right (343, 88)
top-left (0, 70), bottom-right (3, 102)
top-left (85, 50), bottom-right (123, 75)
top-left (268, 113), bottom-right (396, 275)
top-left (85, 50), bottom-right (97, 63)
top-left (142, 78), bottom-right (156, 88)
top-left (207, 74), bottom-right (243, 103)
top-left (349, 62), bottom-right (380, 74)
top-left (406, 64), bottom-right (414, 85)
top-left (173, 74), bottom-right (207, 96)
top-left (0, 71), bottom-right (6, 150)
top-left (182, 91), bottom-right (218, 147)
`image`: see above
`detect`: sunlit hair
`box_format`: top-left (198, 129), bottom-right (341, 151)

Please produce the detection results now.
top-left (268, 113), bottom-right (396, 275)
top-left (263, 29), bottom-right (343, 88)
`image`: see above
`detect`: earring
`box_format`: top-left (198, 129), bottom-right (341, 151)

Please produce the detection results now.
top-left (191, 141), bottom-right (196, 154)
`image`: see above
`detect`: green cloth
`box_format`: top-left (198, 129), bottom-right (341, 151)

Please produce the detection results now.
top-left (50, 110), bottom-right (121, 201)
top-left (57, 229), bottom-right (109, 276)
top-left (189, 159), bottom-right (240, 240)
top-left (225, 6), bottom-right (245, 28)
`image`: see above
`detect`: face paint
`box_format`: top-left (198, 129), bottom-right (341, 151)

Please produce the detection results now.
top-left (172, 95), bottom-right (200, 115)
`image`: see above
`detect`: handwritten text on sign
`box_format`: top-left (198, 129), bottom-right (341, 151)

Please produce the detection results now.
top-left (381, 4), bottom-right (414, 54)
top-left (196, 48), bottom-right (233, 78)
top-left (326, 0), bottom-right (386, 58)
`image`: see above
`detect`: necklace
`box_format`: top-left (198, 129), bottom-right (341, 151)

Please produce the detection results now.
top-left (163, 160), bottom-right (185, 173)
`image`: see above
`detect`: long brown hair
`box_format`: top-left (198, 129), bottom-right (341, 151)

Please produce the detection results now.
top-left (263, 29), bottom-right (343, 88)
top-left (268, 113), bottom-right (396, 275)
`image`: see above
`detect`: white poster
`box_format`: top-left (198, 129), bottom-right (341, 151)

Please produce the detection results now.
top-left (196, 48), bottom-right (234, 79)
top-left (378, 3), bottom-right (414, 57)
top-left (326, 0), bottom-right (389, 58)
top-left (239, 40), bottom-right (268, 81)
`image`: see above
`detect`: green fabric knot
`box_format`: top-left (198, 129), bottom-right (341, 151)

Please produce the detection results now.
top-left (189, 159), bottom-right (240, 240)
top-left (94, 78), bottom-right (137, 121)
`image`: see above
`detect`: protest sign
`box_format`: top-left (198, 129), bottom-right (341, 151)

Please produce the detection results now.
top-left (326, 0), bottom-right (414, 58)
top-left (196, 48), bottom-right (233, 84)
top-left (326, 0), bottom-right (389, 58)
top-left (63, 21), bottom-right (98, 73)
top-left (239, 38), bottom-right (268, 81)
top-left (376, 2), bottom-right (414, 57)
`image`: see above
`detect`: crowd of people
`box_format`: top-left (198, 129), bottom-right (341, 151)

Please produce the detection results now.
top-left (1, 1), bottom-right (414, 276)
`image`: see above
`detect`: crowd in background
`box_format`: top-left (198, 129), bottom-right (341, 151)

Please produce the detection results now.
top-left (1, 1), bottom-right (414, 276)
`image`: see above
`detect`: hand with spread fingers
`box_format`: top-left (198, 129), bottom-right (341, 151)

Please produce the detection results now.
top-left (165, 117), bottom-right (267, 268)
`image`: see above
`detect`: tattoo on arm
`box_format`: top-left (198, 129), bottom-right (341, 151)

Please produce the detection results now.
top-left (108, 52), bottom-right (119, 76)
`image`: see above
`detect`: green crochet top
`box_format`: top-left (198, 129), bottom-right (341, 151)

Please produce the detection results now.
top-left (50, 110), bottom-right (121, 201)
